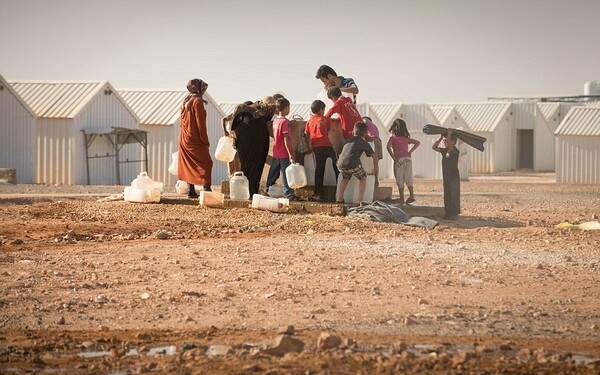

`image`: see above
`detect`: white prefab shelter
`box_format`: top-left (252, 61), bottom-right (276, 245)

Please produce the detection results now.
top-left (535, 103), bottom-right (561, 171)
top-left (429, 106), bottom-right (471, 180)
top-left (555, 106), bottom-right (600, 184)
top-left (10, 80), bottom-right (140, 185)
top-left (0, 74), bottom-right (36, 183)
top-left (432, 102), bottom-right (512, 173)
top-left (119, 89), bottom-right (229, 187)
top-left (370, 103), bottom-right (442, 179)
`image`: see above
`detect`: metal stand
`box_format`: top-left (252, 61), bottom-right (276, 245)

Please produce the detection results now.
top-left (82, 127), bottom-right (149, 185)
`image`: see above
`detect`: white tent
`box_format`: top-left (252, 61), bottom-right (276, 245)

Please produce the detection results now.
top-left (11, 80), bottom-right (140, 185)
top-left (120, 89), bottom-right (228, 187)
top-left (370, 103), bottom-right (441, 179)
top-left (432, 102), bottom-right (512, 174)
top-left (555, 106), bottom-right (600, 184)
top-left (0, 74), bottom-right (36, 183)
top-left (535, 103), bottom-right (561, 171)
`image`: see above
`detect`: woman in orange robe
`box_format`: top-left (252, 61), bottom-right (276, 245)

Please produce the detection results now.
top-left (178, 79), bottom-right (213, 198)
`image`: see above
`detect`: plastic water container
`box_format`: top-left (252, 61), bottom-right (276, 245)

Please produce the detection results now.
top-left (303, 154), bottom-right (337, 186)
top-left (214, 136), bottom-right (236, 163)
top-left (168, 151), bottom-right (178, 176)
top-left (124, 186), bottom-right (161, 203)
top-left (131, 172), bottom-right (164, 191)
top-left (267, 185), bottom-right (284, 198)
top-left (335, 174), bottom-right (375, 204)
top-left (199, 191), bottom-right (224, 208)
top-left (175, 180), bottom-right (188, 195)
top-left (285, 163), bottom-right (307, 189)
top-left (229, 172), bottom-right (250, 200)
top-left (125, 172), bottom-right (163, 203)
top-left (251, 194), bottom-right (289, 213)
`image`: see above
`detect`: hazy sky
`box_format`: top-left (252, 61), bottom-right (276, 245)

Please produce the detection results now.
top-left (1, 0), bottom-right (599, 104)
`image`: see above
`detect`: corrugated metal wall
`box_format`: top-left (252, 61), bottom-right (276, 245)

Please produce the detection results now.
top-left (205, 100), bottom-right (228, 186)
top-left (397, 104), bottom-right (441, 179)
top-left (556, 136), bottom-right (600, 184)
top-left (141, 123), bottom-right (178, 187)
top-left (74, 88), bottom-right (140, 185)
top-left (36, 119), bottom-right (74, 185)
top-left (534, 108), bottom-right (555, 171)
top-left (0, 86), bottom-right (36, 183)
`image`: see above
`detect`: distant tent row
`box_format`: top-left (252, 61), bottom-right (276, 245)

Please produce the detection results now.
top-left (1, 73), bottom-right (599, 185)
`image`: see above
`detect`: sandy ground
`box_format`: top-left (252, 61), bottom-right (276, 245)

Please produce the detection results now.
top-left (1, 174), bottom-right (599, 374)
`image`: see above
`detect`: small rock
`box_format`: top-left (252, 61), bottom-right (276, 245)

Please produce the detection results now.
top-left (81, 341), bottom-right (95, 349)
top-left (590, 324), bottom-right (598, 331)
top-left (418, 298), bottom-right (429, 305)
top-left (140, 292), bottom-right (151, 300)
top-left (306, 229), bottom-right (315, 235)
top-left (317, 332), bottom-right (341, 350)
top-left (57, 316), bottom-right (66, 325)
top-left (206, 345), bottom-right (232, 356)
top-left (277, 325), bottom-right (295, 335)
top-left (260, 334), bottom-right (305, 356)
top-left (404, 316), bottom-right (416, 325)
top-left (11, 239), bottom-right (24, 245)
top-left (155, 230), bottom-right (170, 240)
top-left (95, 295), bottom-right (109, 304)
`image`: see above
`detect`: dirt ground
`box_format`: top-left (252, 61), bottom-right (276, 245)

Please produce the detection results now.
top-left (1, 173), bottom-right (599, 374)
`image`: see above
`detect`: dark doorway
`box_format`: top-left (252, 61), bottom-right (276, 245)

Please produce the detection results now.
top-left (517, 129), bottom-right (534, 169)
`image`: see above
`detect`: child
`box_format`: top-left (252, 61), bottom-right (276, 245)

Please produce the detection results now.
top-left (266, 97), bottom-right (300, 201)
top-left (325, 86), bottom-right (363, 142)
top-left (336, 121), bottom-right (379, 204)
top-left (386, 118), bottom-right (420, 204)
top-left (304, 100), bottom-right (339, 201)
top-left (432, 128), bottom-right (460, 219)
top-left (362, 116), bottom-right (383, 187)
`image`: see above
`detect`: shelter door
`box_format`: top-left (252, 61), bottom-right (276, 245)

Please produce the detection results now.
top-left (517, 129), bottom-right (533, 169)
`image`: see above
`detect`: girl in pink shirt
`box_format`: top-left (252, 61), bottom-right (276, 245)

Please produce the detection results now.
top-left (386, 119), bottom-right (420, 204)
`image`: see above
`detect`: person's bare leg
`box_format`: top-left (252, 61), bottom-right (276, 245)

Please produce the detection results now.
top-left (398, 187), bottom-right (404, 204)
top-left (406, 185), bottom-right (415, 204)
top-left (358, 178), bottom-right (367, 203)
top-left (337, 178), bottom-right (351, 202)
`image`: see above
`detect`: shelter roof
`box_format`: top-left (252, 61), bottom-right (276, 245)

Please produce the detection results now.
top-left (0, 74), bottom-right (35, 117)
top-left (10, 80), bottom-right (137, 120)
top-left (431, 102), bottom-right (511, 132)
top-left (119, 89), bottom-right (187, 126)
top-left (555, 106), bottom-right (600, 136)
top-left (536, 103), bottom-right (560, 122)
top-left (368, 103), bottom-right (403, 127)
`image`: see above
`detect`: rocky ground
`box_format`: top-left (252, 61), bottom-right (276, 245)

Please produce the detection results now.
top-left (1, 173), bottom-right (599, 374)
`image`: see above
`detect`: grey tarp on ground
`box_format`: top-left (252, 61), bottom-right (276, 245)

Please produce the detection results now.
top-left (346, 201), bottom-right (438, 229)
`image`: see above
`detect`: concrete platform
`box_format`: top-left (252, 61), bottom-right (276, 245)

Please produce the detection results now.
top-left (0, 169), bottom-right (16, 185)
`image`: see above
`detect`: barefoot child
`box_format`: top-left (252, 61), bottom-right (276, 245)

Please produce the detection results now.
top-left (386, 119), bottom-right (420, 204)
top-left (336, 122), bottom-right (379, 204)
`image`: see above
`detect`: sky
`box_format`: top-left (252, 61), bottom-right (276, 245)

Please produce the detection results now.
top-left (1, 0), bottom-right (599, 104)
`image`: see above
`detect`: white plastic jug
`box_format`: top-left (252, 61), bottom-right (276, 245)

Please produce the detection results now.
top-left (131, 172), bottom-right (163, 191)
top-left (251, 194), bottom-right (289, 213)
top-left (285, 163), bottom-right (307, 189)
top-left (215, 136), bottom-right (236, 163)
top-left (267, 185), bottom-right (284, 198)
top-left (199, 191), bottom-right (224, 208)
top-left (168, 151), bottom-right (178, 176)
top-left (229, 172), bottom-right (250, 200)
